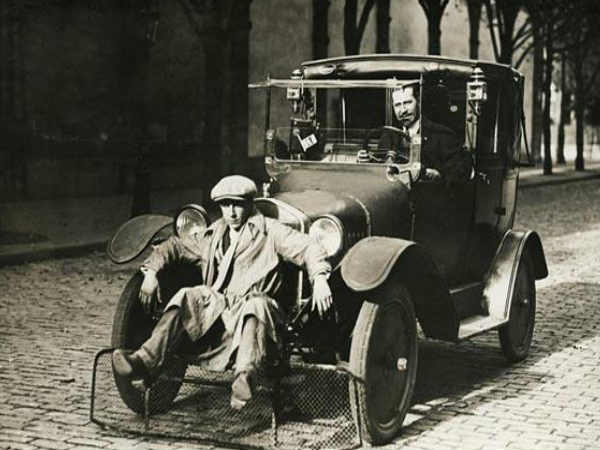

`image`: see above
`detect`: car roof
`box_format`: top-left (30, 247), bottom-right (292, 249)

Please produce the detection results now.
top-left (301, 54), bottom-right (523, 82)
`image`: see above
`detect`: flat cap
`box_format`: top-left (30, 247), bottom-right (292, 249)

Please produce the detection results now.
top-left (210, 175), bottom-right (257, 203)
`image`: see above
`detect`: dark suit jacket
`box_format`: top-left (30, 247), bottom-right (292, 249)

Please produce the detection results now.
top-left (420, 116), bottom-right (472, 182)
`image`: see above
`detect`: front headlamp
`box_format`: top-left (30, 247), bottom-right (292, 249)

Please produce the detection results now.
top-left (174, 204), bottom-right (209, 243)
top-left (309, 215), bottom-right (344, 257)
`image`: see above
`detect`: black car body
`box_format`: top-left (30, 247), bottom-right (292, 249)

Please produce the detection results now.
top-left (105, 54), bottom-right (548, 445)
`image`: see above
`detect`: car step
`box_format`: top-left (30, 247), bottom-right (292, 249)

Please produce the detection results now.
top-left (458, 314), bottom-right (507, 340)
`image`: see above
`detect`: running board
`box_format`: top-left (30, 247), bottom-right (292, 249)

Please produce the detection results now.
top-left (458, 315), bottom-right (507, 340)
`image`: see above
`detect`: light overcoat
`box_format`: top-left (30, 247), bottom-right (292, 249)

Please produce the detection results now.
top-left (143, 211), bottom-right (330, 369)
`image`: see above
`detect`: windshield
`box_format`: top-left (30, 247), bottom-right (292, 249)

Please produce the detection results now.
top-left (251, 78), bottom-right (467, 169)
top-left (268, 126), bottom-right (420, 165)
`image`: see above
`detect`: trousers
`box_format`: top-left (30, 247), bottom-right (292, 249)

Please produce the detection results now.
top-left (135, 305), bottom-right (267, 376)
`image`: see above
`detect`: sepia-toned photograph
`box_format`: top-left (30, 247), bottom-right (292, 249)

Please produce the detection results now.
top-left (1, 1), bottom-right (599, 449)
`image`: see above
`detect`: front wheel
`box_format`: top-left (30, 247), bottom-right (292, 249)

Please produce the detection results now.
top-left (349, 286), bottom-right (418, 445)
top-left (498, 253), bottom-right (536, 362)
top-left (111, 272), bottom-right (187, 414)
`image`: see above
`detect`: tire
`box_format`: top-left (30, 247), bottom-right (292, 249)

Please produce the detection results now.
top-left (111, 272), bottom-right (187, 414)
top-left (499, 252), bottom-right (536, 362)
top-left (349, 286), bottom-right (418, 445)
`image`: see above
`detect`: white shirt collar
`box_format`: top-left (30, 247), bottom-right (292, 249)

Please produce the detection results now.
top-left (228, 225), bottom-right (242, 242)
top-left (408, 118), bottom-right (420, 138)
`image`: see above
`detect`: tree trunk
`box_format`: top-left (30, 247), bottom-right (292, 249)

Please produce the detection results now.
top-left (313, 0), bottom-right (330, 59)
top-left (556, 56), bottom-right (567, 165)
top-left (530, 26), bottom-right (544, 164)
top-left (542, 26), bottom-right (553, 175)
top-left (344, 0), bottom-right (376, 55)
top-left (427, 10), bottom-right (442, 55)
top-left (221, 0), bottom-right (251, 176)
top-left (498, 3), bottom-right (518, 65)
top-left (574, 82), bottom-right (585, 171)
top-left (499, 34), bottom-right (514, 65)
top-left (376, 0), bottom-right (391, 53)
top-left (203, 13), bottom-right (224, 191)
top-left (130, 3), bottom-right (159, 216)
top-left (313, 0), bottom-right (330, 127)
top-left (467, 0), bottom-right (482, 59)
top-left (0, 0), bottom-right (28, 200)
top-left (344, 0), bottom-right (359, 55)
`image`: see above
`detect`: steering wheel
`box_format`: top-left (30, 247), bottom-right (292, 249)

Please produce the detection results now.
top-left (360, 126), bottom-right (410, 164)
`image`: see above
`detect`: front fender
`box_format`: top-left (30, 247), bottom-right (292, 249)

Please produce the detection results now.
top-left (340, 236), bottom-right (459, 341)
top-left (107, 214), bottom-right (173, 264)
top-left (484, 230), bottom-right (548, 320)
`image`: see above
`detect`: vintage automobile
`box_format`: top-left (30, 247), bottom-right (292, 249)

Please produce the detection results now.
top-left (99, 54), bottom-right (548, 446)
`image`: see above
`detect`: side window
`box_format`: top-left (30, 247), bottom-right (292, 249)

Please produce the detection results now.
top-left (476, 81), bottom-right (498, 155)
top-left (420, 81), bottom-right (466, 144)
top-left (498, 78), bottom-right (523, 167)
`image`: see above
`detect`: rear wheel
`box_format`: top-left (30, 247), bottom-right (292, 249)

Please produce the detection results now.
top-left (111, 272), bottom-right (187, 414)
top-left (499, 253), bottom-right (536, 362)
top-left (349, 286), bottom-right (417, 445)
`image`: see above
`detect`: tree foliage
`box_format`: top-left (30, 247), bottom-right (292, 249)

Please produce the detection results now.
top-left (561, 1), bottom-right (600, 170)
top-left (483, 0), bottom-right (532, 66)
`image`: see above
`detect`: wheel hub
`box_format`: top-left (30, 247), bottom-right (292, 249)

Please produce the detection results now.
top-left (396, 358), bottom-right (407, 372)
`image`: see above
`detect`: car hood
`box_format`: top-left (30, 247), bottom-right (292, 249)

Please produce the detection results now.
top-left (265, 168), bottom-right (412, 240)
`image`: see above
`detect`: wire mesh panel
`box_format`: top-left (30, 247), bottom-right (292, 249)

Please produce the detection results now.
top-left (274, 362), bottom-right (361, 449)
top-left (91, 349), bottom-right (361, 450)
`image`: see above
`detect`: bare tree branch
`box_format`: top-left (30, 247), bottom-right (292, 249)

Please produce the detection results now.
top-left (584, 61), bottom-right (600, 93)
top-left (357, 0), bottom-right (376, 41)
top-left (511, 19), bottom-right (532, 47)
top-left (483, 0), bottom-right (500, 61)
top-left (514, 41), bottom-right (534, 68)
top-left (177, 0), bottom-right (204, 36)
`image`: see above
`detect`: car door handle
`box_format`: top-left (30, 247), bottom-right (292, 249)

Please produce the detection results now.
top-left (476, 172), bottom-right (490, 185)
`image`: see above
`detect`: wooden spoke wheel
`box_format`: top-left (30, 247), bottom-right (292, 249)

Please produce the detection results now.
top-left (111, 272), bottom-right (187, 414)
top-left (499, 253), bottom-right (536, 362)
top-left (349, 286), bottom-right (418, 445)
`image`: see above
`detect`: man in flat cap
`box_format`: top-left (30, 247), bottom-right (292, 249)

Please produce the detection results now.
top-left (112, 175), bottom-right (332, 409)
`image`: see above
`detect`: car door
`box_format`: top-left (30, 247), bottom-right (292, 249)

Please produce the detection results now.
top-left (412, 177), bottom-right (476, 286)
top-left (410, 81), bottom-right (476, 286)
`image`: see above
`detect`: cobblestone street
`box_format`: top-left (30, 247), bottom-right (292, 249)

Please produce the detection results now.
top-left (2, 179), bottom-right (600, 450)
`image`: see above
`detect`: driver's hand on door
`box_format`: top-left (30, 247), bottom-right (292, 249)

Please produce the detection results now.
top-left (423, 168), bottom-right (442, 181)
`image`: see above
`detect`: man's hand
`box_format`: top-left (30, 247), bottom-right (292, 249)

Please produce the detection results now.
top-left (312, 274), bottom-right (333, 319)
top-left (423, 168), bottom-right (442, 181)
top-left (139, 269), bottom-right (160, 315)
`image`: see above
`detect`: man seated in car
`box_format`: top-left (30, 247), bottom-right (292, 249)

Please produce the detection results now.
top-left (112, 175), bottom-right (333, 410)
top-left (391, 83), bottom-right (472, 182)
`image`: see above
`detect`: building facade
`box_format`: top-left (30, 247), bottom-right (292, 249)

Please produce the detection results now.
top-left (0, 0), bottom-right (536, 240)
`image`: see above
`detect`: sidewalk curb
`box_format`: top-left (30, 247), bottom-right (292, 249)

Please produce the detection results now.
top-left (519, 170), bottom-right (600, 189)
top-left (1, 171), bottom-right (599, 267)
top-left (0, 241), bottom-right (107, 267)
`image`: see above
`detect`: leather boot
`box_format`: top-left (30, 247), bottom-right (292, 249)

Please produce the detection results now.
top-left (231, 316), bottom-right (260, 410)
top-left (112, 349), bottom-right (149, 379)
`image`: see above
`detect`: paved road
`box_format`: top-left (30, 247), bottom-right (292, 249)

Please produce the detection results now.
top-left (1, 180), bottom-right (600, 450)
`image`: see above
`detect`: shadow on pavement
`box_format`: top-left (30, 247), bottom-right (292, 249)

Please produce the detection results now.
top-left (400, 281), bottom-right (600, 439)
